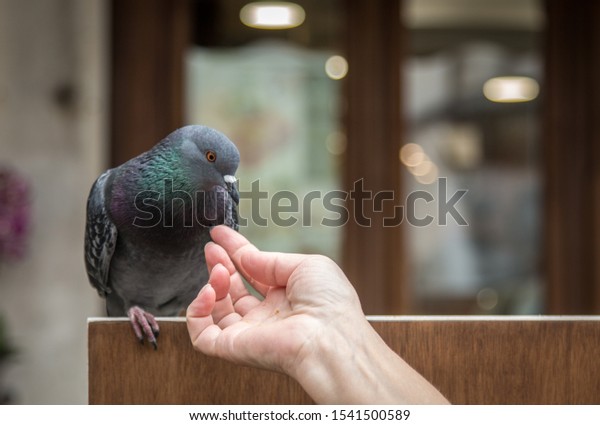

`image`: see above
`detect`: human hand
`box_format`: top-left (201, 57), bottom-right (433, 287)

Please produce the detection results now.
top-left (186, 225), bottom-right (365, 377)
top-left (186, 225), bottom-right (449, 404)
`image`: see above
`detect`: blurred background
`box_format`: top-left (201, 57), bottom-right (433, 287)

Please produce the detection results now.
top-left (0, 0), bottom-right (598, 404)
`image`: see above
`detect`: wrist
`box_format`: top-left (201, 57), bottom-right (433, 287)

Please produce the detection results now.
top-left (289, 314), bottom-right (385, 403)
top-left (288, 315), bottom-right (449, 404)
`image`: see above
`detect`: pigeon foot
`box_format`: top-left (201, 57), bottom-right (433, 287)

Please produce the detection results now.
top-left (127, 306), bottom-right (160, 350)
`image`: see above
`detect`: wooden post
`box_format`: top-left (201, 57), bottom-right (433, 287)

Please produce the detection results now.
top-left (110, 0), bottom-right (190, 167)
top-left (342, 0), bottom-right (408, 315)
top-left (543, 1), bottom-right (600, 313)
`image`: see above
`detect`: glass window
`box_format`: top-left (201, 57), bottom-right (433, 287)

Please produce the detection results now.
top-left (186, 0), bottom-right (346, 261)
top-left (403, 0), bottom-right (544, 314)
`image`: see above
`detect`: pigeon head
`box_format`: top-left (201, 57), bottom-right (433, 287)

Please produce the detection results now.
top-left (172, 125), bottom-right (240, 191)
top-left (108, 125), bottom-right (240, 239)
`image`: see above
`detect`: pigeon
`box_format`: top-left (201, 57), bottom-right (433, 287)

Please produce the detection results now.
top-left (84, 125), bottom-right (240, 349)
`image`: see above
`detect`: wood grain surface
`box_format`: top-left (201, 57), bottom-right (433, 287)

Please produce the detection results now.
top-left (88, 318), bottom-right (600, 404)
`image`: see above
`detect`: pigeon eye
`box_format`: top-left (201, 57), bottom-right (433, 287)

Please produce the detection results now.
top-left (205, 150), bottom-right (217, 162)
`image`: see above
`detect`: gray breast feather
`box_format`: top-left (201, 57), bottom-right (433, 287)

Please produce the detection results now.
top-left (84, 170), bottom-right (118, 297)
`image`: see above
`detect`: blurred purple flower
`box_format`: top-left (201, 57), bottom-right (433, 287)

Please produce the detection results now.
top-left (0, 167), bottom-right (31, 262)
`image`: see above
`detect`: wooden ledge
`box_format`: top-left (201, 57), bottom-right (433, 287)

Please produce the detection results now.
top-left (88, 317), bottom-right (600, 404)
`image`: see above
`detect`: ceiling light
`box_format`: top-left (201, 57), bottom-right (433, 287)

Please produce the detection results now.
top-left (240, 2), bottom-right (306, 30)
top-left (483, 76), bottom-right (539, 103)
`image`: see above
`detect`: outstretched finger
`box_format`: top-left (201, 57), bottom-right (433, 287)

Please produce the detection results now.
top-left (240, 250), bottom-right (308, 289)
top-left (211, 226), bottom-right (308, 289)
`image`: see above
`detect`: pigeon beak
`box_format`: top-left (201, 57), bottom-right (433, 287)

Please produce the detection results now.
top-left (224, 175), bottom-right (239, 204)
top-left (224, 175), bottom-right (237, 184)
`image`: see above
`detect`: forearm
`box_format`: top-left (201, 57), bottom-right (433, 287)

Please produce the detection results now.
top-left (290, 316), bottom-right (449, 405)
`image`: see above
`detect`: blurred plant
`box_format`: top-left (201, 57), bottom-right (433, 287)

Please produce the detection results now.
top-left (0, 166), bottom-right (31, 263)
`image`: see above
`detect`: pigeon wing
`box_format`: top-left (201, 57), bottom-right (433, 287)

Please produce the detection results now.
top-left (84, 170), bottom-right (118, 297)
